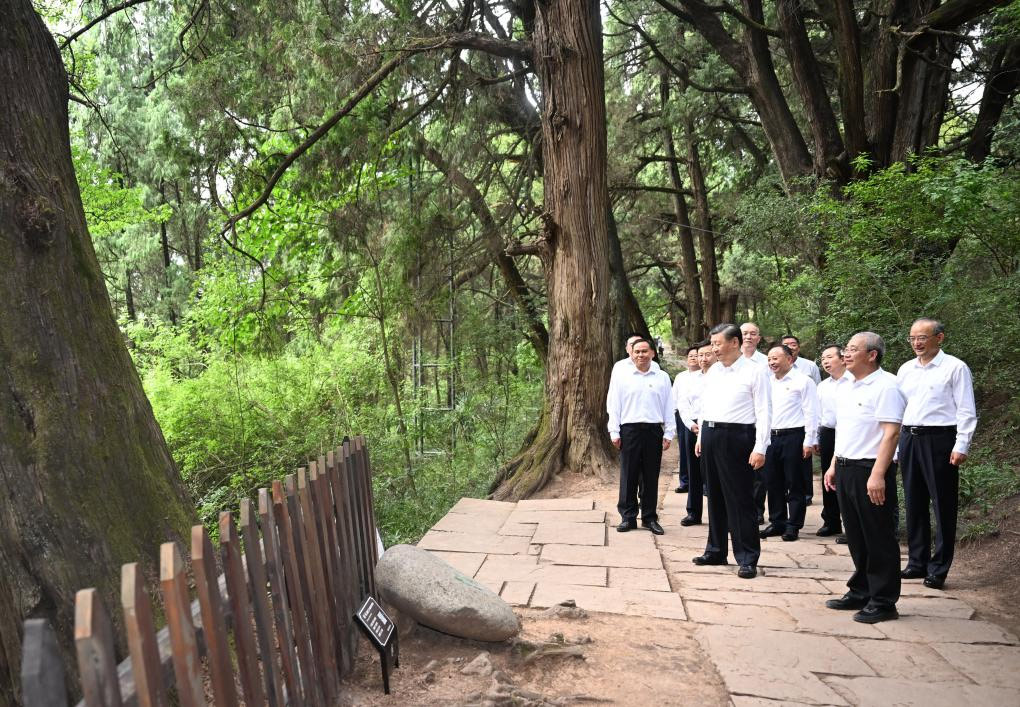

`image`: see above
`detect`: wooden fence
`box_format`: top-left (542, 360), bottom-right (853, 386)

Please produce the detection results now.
top-left (20, 436), bottom-right (382, 707)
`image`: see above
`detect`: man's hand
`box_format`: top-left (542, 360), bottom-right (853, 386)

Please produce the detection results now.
top-left (866, 471), bottom-right (886, 505)
top-left (824, 468), bottom-right (836, 491)
top-left (950, 451), bottom-right (967, 466)
top-left (694, 441), bottom-right (701, 457)
top-left (691, 423), bottom-right (700, 434)
top-left (802, 446), bottom-right (813, 459)
top-left (812, 444), bottom-right (820, 455)
top-left (749, 452), bottom-right (765, 470)
top-left (662, 438), bottom-right (671, 450)
top-left (612, 438), bottom-right (621, 449)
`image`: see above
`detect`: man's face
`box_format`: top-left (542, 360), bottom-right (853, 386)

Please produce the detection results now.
top-left (626, 336), bottom-right (641, 359)
top-left (843, 335), bottom-right (876, 376)
top-left (740, 324), bottom-right (761, 350)
top-left (908, 321), bottom-right (943, 359)
top-left (698, 346), bottom-right (716, 371)
top-left (782, 337), bottom-right (801, 357)
top-left (632, 341), bottom-right (653, 369)
top-left (820, 346), bottom-right (845, 376)
top-left (711, 332), bottom-right (739, 358)
top-left (686, 349), bottom-right (700, 369)
top-left (767, 348), bottom-right (793, 376)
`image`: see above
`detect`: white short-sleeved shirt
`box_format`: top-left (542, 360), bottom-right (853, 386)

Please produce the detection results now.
top-left (897, 350), bottom-right (977, 455)
top-left (770, 369), bottom-right (820, 446)
top-left (833, 369), bottom-right (906, 460)
top-left (678, 370), bottom-right (707, 431)
top-left (607, 366), bottom-right (676, 441)
top-left (698, 356), bottom-right (772, 455)
top-left (817, 373), bottom-right (849, 428)
top-left (793, 356), bottom-right (822, 385)
top-left (742, 350), bottom-right (768, 366)
top-left (671, 369), bottom-right (695, 413)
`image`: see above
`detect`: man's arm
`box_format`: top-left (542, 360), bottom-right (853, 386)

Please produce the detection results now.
top-left (951, 362), bottom-right (977, 464)
top-left (802, 378), bottom-right (819, 453)
top-left (607, 375), bottom-right (622, 446)
top-left (867, 421), bottom-right (901, 505)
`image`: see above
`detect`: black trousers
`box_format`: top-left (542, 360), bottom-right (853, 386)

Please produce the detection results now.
top-left (618, 423), bottom-right (664, 523)
top-left (900, 429), bottom-right (959, 578)
top-left (682, 425), bottom-right (703, 520)
top-left (702, 424), bottom-right (760, 567)
top-left (837, 459), bottom-right (900, 609)
top-left (817, 426), bottom-right (842, 529)
top-left (676, 412), bottom-right (689, 486)
top-left (764, 429), bottom-right (807, 530)
top-left (802, 455), bottom-right (815, 500)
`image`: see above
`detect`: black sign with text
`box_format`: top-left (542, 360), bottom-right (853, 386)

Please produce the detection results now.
top-left (355, 596), bottom-right (395, 649)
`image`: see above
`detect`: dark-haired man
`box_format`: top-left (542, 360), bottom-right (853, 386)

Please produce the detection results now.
top-left (611, 333), bottom-right (661, 379)
top-left (607, 338), bottom-right (675, 535)
top-left (782, 334), bottom-right (820, 505)
top-left (823, 332), bottom-right (905, 623)
top-left (677, 341), bottom-right (716, 525)
top-left (897, 318), bottom-right (977, 590)
top-left (815, 344), bottom-right (848, 537)
top-left (760, 344), bottom-right (818, 542)
top-left (672, 345), bottom-right (702, 493)
top-left (693, 324), bottom-right (771, 579)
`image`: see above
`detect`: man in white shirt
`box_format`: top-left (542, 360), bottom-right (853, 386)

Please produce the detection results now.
top-left (782, 334), bottom-right (821, 506)
top-left (760, 344), bottom-right (819, 542)
top-left (611, 333), bottom-right (661, 379)
top-left (815, 344), bottom-right (848, 537)
top-left (897, 318), bottom-right (977, 590)
top-left (823, 332), bottom-right (906, 624)
top-left (693, 324), bottom-right (771, 579)
top-left (740, 322), bottom-right (768, 366)
top-left (677, 341), bottom-right (716, 525)
top-left (672, 345), bottom-right (702, 493)
top-left (607, 338), bottom-right (676, 535)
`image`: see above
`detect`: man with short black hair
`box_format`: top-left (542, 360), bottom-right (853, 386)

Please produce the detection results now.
top-left (823, 332), bottom-right (905, 623)
top-left (611, 333), bottom-right (661, 378)
top-left (897, 318), bottom-right (977, 590)
top-left (782, 334), bottom-right (820, 505)
top-left (672, 345), bottom-right (702, 493)
top-left (693, 324), bottom-right (771, 579)
top-left (815, 344), bottom-right (848, 538)
top-left (760, 344), bottom-right (818, 542)
top-left (676, 341), bottom-right (715, 525)
top-left (607, 338), bottom-right (675, 536)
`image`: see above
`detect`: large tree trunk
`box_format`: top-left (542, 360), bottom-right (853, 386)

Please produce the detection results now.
top-left (966, 38), bottom-right (1020, 162)
top-left (0, 3), bottom-right (196, 703)
top-left (491, 0), bottom-right (616, 499)
top-left (683, 117), bottom-right (720, 326)
top-left (607, 204), bottom-right (651, 361)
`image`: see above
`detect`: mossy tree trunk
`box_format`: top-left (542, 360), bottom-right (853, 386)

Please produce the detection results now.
top-left (491, 0), bottom-right (616, 499)
top-left (0, 2), bottom-right (196, 703)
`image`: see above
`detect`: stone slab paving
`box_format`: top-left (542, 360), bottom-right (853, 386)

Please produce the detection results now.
top-left (419, 481), bottom-right (1020, 706)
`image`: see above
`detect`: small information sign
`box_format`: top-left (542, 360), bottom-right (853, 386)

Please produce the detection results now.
top-left (354, 596), bottom-right (399, 693)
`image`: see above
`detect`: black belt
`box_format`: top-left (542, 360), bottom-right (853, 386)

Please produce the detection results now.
top-left (904, 425), bottom-right (956, 436)
top-left (704, 421), bottom-right (754, 430)
top-left (819, 425), bottom-right (835, 432)
top-left (621, 422), bottom-right (662, 429)
top-left (771, 427), bottom-right (804, 437)
top-left (836, 457), bottom-right (875, 469)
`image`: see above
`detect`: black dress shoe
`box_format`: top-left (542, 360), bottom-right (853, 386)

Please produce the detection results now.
top-left (680, 515), bottom-right (702, 526)
top-left (835, 534), bottom-right (848, 544)
top-left (692, 554), bottom-right (728, 566)
top-left (616, 520), bottom-right (637, 532)
top-left (804, 497), bottom-right (813, 506)
top-left (643, 520), bottom-right (665, 535)
top-left (901, 567), bottom-right (926, 579)
top-left (825, 593), bottom-right (869, 611)
top-left (781, 528), bottom-right (799, 541)
top-left (676, 484), bottom-right (689, 493)
top-left (737, 565), bottom-right (757, 579)
top-left (759, 524), bottom-right (784, 539)
top-left (923, 574), bottom-right (946, 590)
top-left (815, 525), bottom-right (841, 537)
top-left (853, 604), bottom-right (899, 624)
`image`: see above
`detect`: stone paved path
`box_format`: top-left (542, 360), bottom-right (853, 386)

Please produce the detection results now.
top-left (418, 481), bottom-right (1020, 705)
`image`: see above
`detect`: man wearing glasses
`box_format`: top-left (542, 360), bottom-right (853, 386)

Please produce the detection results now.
top-left (823, 332), bottom-right (905, 623)
top-left (897, 319), bottom-right (977, 590)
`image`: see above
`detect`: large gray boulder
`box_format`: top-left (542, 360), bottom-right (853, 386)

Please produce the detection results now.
top-left (375, 544), bottom-right (520, 642)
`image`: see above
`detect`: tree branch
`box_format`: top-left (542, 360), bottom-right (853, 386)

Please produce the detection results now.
top-left (58, 0), bottom-right (152, 50)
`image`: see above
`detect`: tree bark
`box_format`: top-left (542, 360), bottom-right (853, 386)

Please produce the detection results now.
top-left (661, 76), bottom-right (704, 342)
top-left (966, 38), bottom-right (1020, 162)
top-left (831, 0), bottom-right (870, 165)
top-left (683, 117), bottom-right (720, 326)
top-left (0, 2), bottom-right (195, 702)
top-left (491, 0), bottom-right (616, 499)
top-left (607, 203), bottom-right (651, 360)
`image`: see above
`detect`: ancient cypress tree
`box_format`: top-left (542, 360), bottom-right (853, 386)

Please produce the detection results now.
top-left (0, 1), bottom-right (195, 702)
